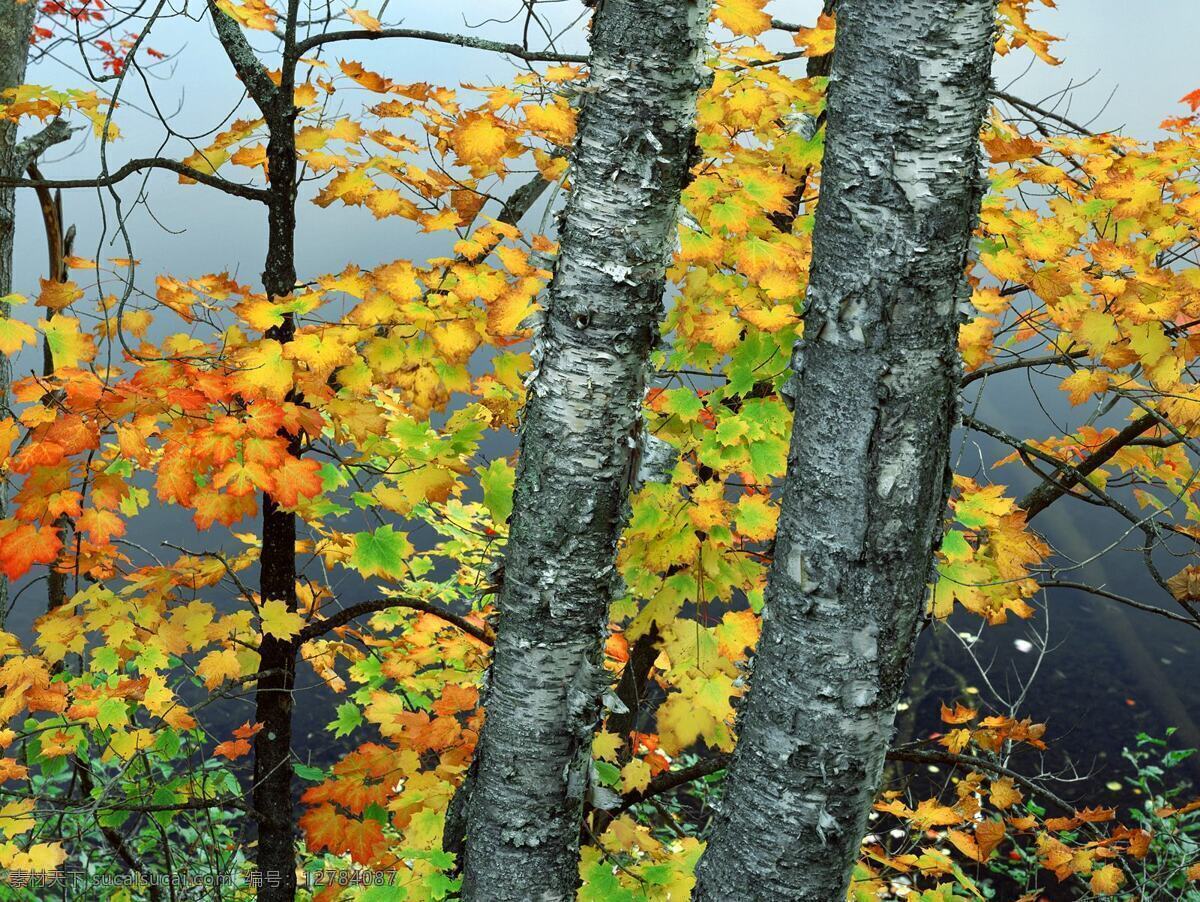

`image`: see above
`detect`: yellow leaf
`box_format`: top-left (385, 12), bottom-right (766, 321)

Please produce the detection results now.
top-left (345, 7), bottom-right (381, 31)
top-left (621, 758), bottom-right (652, 793)
top-left (1089, 864), bottom-right (1125, 895)
top-left (260, 599), bottom-right (304, 640)
top-left (39, 316), bottom-right (95, 369)
top-left (714, 0), bottom-right (771, 36)
top-left (197, 647), bottom-right (244, 689)
top-left (1077, 310), bottom-right (1119, 356)
top-left (593, 732), bottom-right (621, 762)
top-left (1059, 369), bottom-right (1109, 406)
top-left (233, 339), bottom-right (294, 400)
top-left (451, 112), bottom-right (511, 167)
top-left (0, 318), bottom-right (36, 355)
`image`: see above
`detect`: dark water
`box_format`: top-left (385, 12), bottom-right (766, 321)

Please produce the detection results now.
top-left (6, 344), bottom-right (1197, 837)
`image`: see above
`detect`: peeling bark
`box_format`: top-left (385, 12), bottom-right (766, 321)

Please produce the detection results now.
top-left (0, 0), bottom-right (37, 627)
top-left (693, 2), bottom-right (998, 898)
top-left (458, 1), bottom-right (711, 898)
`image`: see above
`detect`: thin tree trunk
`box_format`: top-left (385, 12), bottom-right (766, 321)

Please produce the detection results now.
top-left (693, 2), bottom-right (998, 899)
top-left (208, 2), bottom-right (302, 896)
top-left (458, 1), bottom-right (711, 898)
top-left (250, 90), bottom-right (301, 902)
top-left (0, 0), bottom-right (37, 628)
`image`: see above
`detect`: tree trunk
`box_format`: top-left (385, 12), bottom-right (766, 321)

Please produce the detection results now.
top-left (250, 116), bottom-right (301, 902)
top-left (693, 2), bottom-right (998, 899)
top-left (458, 1), bottom-right (711, 898)
top-left (207, 2), bottom-right (303, 894)
top-left (0, 0), bottom-right (37, 627)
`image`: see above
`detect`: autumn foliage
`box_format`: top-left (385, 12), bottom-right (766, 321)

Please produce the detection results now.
top-left (0, 0), bottom-right (1197, 898)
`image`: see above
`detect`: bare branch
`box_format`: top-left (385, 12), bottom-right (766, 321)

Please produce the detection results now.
top-left (1, 157), bottom-right (270, 202)
top-left (1037, 580), bottom-right (1199, 627)
top-left (297, 597), bottom-right (493, 645)
top-left (960, 350), bottom-right (1088, 386)
top-left (293, 27), bottom-right (589, 63)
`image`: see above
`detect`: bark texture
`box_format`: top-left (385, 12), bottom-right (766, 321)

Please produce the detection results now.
top-left (693, 2), bottom-right (998, 899)
top-left (458, 1), bottom-right (711, 898)
top-left (0, 0), bottom-right (37, 626)
top-left (209, 2), bottom-right (303, 896)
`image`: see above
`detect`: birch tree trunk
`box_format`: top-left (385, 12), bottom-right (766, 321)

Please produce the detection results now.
top-left (458, 1), bottom-right (710, 897)
top-left (0, 0), bottom-right (37, 626)
top-left (693, 2), bottom-right (998, 898)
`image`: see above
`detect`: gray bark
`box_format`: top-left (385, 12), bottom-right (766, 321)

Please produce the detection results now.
top-left (458, 1), bottom-right (711, 898)
top-left (0, 0), bottom-right (37, 627)
top-left (693, 2), bottom-right (998, 899)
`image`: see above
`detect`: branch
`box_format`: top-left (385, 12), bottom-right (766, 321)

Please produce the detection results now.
top-left (613, 756), bottom-right (727, 816)
top-left (1, 157), bottom-right (270, 202)
top-left (15, 118), bottom-right (76, 170)
top-left (1017, 413), bottom-right (1158, 520)
top-left (293, 27), bottom-right (588, 63)
top-left (993, 89), bottom-right (1104, 140)
top-left (614, 747), bottom-right (1078, 818)
top-left (207, 0), bottom-right (279, 112)
top-left (960, 350), bottom-right (1088, 386)
top-left (885, 748), bottom-right (1076, 815)
top-left (1037, 579), bottom-right (1199, 627)
top-left (297, 597), bottom-right (493, 644)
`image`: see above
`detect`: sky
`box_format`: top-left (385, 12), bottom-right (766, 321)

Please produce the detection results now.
top-left (10, 0), bottom-right (1199, 321)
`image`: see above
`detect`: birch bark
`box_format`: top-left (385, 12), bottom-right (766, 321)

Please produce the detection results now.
top-left (459, 1), bottom-right (710, 898)
top-left (693, 2), bottom-right (998, 898)
top-left (0, 0), bottom-right (37, 625)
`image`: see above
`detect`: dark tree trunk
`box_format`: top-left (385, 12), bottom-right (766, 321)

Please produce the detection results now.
top-left (208, 2), bottom-right (303, 894)
top-left (458, 1), bottom-right (711, 898)
top-left (250, 115), bottom-right (301, 902)
top-left (693, 2), bottom-right (999, 899)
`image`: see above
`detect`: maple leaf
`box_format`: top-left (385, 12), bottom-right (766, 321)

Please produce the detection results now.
top-left (793, 12), bottom-right (836, 57)
top-left (1059, 369), bottom-right (1109, 405)
top-left (233, 339), bottom-right (295, 400)
top-left (1089, 864), bottom-right (1125, 895)
top-left (0, 318), bottom-right (36, 355)
top-left (0, 521), bottom-right (62, 580)
top-left (345, 7), bottom-right (381, 31)
top-left (350, 526), bottom-right (412, 580)
top-left (451, 112), bottom-right (511, 168)
top-left (714, 0), bottom-right (770, 36)
top-left (260, 599), bottom-right (305, 640)
top-left (733, 494), bottom-right (777, 542)
top-left (196, 648), bottom-right (243, 689)
top-left (947, 818), bottom-right (1005, 863)
top-left (299, 803), bottom-right (388, 865)
top-left (39, 317), bottom-right (95, 369)
top-left (36, 278), bottom-right (83, 311)
top-left (213, 738), bottom-right (251, 759)
top-left (1181, 88), bottom-right (1200, 112)
top-left (270, 455), bottom-right (324, 508)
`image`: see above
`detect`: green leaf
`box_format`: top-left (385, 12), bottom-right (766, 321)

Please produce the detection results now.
top-left (330, 702), bottom-right (363, 738)
top-left (91, 646), bottom-right (120, 673)
top-left (594, 760), bottom-right (621, 788)
top-left (351, 526), bottom-right (412, 580)
top-left (659, 388), bottom-right (702, 422)
top-left (97, 697), bottom-right (128, 730)
top-left (155, 728), bottom-right (181, 760)
top-left (295, 763), bottom-right (325, 782)
top-left (477, 458), bottom-right (514, 525)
